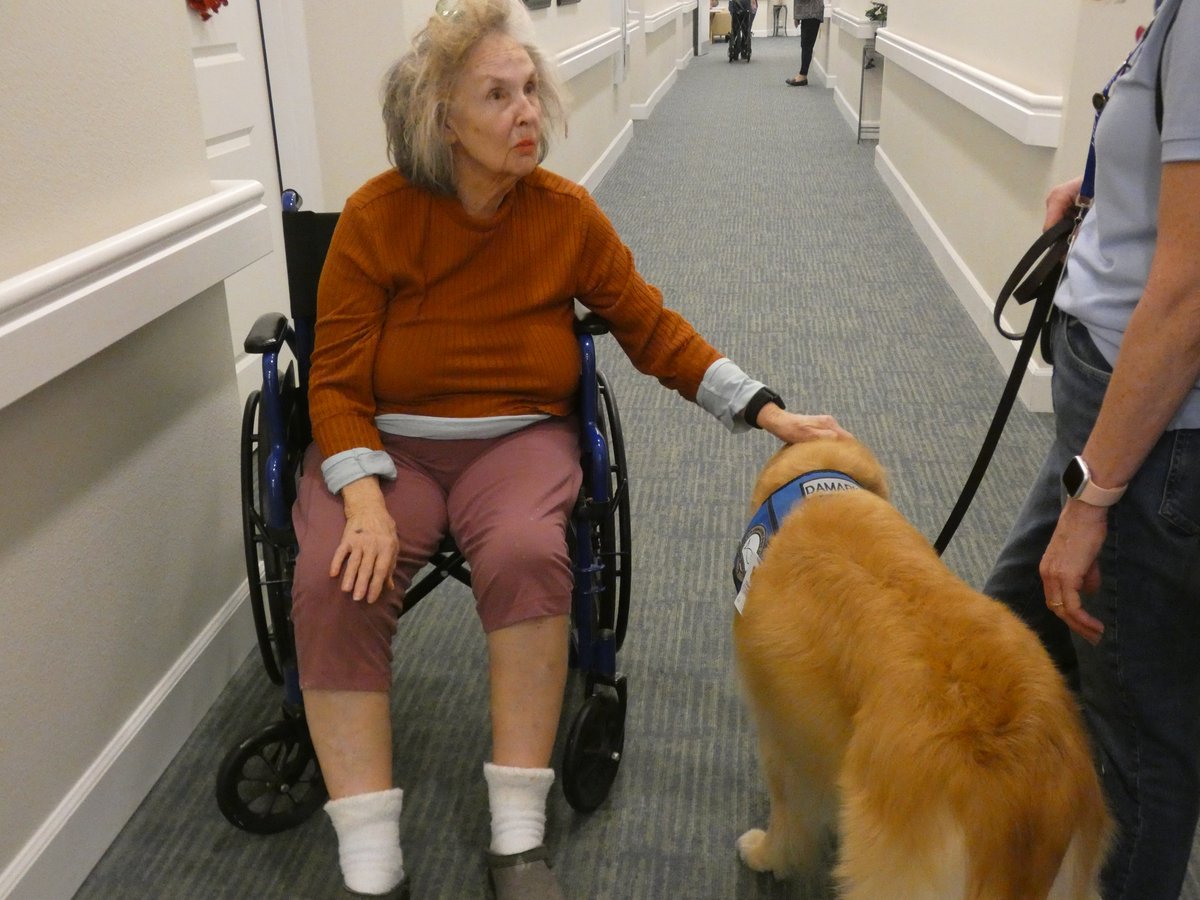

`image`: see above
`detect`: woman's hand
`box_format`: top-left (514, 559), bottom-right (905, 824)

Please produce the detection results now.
top-left (1044, 176), bottom-right (1084, 231)
top-left (756, 403), bottom-right (852, 443)
top-left (331, 477), bottom-right (400, 603)
top-left (1039, 499), bottom-right (1107, 645)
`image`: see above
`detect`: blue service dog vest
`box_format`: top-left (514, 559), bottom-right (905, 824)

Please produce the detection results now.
top-left (733, 470), bottom-right (861, 615)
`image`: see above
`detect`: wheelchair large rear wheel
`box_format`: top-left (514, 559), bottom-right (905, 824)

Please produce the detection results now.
top-left (216, 717), bottom-right (326, 834)
top-left (240, 389), bottom-right (297, 685)
top-left (562, 689), bottom-right (626, 813)
top-left (596, 370), bottom-right (632, 652)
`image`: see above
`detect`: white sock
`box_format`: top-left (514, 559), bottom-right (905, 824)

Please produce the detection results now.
top-left (484, 762), bottom-right (555, 855)
top-left (324, 788), bottom-right (405, 895)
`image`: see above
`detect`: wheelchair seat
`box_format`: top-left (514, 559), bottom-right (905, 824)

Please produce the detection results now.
top-left (216, 195), bottom-right (633, 833)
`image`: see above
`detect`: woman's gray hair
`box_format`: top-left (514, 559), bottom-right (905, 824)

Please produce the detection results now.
top-left (382, 0), bottom-right (567, 194)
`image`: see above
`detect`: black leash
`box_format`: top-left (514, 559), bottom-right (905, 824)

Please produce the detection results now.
top-left (933, 211), bottom-right (1077, 555)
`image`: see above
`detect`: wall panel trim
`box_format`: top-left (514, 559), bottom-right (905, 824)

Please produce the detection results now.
top-left (875, 29), bottom-right (1063, 147)
top-left (645, 2), bottom-right (686, 33)
top-left (0, 180), bottom-right (270, 412)
top-left (556, 27), bottom-right (624, 81)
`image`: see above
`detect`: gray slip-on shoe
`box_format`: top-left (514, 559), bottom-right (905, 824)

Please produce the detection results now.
top-left (341, 874), bottom-right (411, 899)
top-left (486, 846), bottom-right (564, 900)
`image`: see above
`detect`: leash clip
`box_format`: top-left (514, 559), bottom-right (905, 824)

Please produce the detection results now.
top-left (1069, 195), bottom-right (1093, 246)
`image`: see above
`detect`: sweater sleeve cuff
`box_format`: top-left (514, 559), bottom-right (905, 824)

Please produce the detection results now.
top-left (696, 358), bottom-right (765, 433)
top-left (320, 447), bottom-right (398, 495)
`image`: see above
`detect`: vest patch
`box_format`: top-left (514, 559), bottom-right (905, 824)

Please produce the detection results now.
top-left (733, 470), bottom-right (861, 615)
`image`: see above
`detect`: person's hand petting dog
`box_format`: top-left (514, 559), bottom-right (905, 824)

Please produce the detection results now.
top-left (756, 402), bottom-right (852, 443)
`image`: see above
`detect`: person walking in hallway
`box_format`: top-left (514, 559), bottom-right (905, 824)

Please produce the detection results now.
top-left (786, 0), bottom-right (824, 85)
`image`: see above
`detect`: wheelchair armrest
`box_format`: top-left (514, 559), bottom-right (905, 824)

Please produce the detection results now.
top-left (244, 312), bottom-right (290, 354)
top-left (574, 312), bottom-right (610, 336)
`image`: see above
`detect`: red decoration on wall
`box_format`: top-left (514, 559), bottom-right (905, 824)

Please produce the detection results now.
top-left (188, 0), bottom-right (229, 20)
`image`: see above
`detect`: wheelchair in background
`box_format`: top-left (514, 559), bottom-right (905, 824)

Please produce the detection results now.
top-left (215, 192), bottom-right (632, 834)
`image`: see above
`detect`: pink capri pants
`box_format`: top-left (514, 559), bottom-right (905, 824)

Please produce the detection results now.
top-left (291, 417), bottom-right (583, 692)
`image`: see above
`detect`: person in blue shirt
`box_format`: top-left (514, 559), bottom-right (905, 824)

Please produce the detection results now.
top-left (985, 2), bottom-right (1200, 896)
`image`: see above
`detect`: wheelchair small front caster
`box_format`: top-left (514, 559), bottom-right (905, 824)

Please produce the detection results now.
top-left (562, 689), bottom-right (626, 813)
top-left (216, 718), bottom-right (327, 833)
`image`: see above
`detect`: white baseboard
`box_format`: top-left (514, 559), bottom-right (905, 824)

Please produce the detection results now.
top-left (580, 120), bottom-right (635, 194)
top-left (0, 584), bottom-right (257, 900)
top-left (813, 60), bottom-right (833, 89)
top-left (832, 84), bottom-right (863, 134)
top-left (631, 67), bottom-right (678, 120)
top-left (873, 145), bottom-right (1052, 413)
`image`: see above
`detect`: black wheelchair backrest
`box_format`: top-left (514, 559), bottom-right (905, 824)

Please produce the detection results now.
top-left (282, 211), bottom-right (340, 322)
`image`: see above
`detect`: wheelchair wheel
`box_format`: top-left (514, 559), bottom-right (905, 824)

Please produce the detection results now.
top-left (216, 718), bottom-right (326, 834)
top-left (240, 388), bottom-right (299, 685)
top-left (241, 390), bottom-right (283, 684)
top-left (561, 690), bottom-right (626, 813)
top-left (596, 371), bottom-right (632, 652)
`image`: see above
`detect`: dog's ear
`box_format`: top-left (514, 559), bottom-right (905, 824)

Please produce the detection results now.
top-left (833, 438), bottom-right (889, 500)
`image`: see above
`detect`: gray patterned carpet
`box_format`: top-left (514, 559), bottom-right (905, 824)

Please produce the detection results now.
top-left (73, 34), bottom-right (1199, 900)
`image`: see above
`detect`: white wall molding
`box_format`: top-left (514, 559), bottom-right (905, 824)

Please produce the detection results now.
top-left (632, 66), bottom-right (679, 120)
top-left (0, 584), bottom-right (256, 900)
top-left (875, 29), bottom-right (1063, 147)
top-left (874, 146), bottom-right (1052, 412)
top-left (0, 180), bottom-right (271, 413)
top-left (556, 27), bottom-right (625, 81)
top-left (645, 2), bottom-right (684, 33)
top-left (580, 120), bottom-right (635, 194)
top-left (833, 83), bottom-right (874, 135)
top-left (831, 9), bottom-right (877, 39)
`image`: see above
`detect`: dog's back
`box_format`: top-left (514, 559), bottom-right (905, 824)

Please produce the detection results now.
top-left (734, 439), bottom-right (1111, 899)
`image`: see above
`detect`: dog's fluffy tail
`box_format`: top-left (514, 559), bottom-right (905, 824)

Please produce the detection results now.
top-left (963, 780), bottom-right (1111, 900)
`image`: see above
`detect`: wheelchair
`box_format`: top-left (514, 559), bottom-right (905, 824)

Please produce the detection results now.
top-left (215, 193), bottom-right (632, 834)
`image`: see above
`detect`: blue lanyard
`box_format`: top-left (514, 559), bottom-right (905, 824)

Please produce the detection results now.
top-left (1082, 0), bottom-right (1163, 200)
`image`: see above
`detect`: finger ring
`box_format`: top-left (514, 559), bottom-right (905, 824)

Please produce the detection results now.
top-left (1049, 600), bottom-right (1064, 609)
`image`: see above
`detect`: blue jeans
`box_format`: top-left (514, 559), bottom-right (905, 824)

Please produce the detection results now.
top-left (984, 312), bottom-right (1200, 900)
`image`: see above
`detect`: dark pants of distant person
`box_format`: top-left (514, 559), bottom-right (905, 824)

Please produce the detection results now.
top-left (798, 18), bottom-right (821, 76)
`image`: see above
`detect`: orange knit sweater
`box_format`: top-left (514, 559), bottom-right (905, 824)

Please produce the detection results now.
top-left (308, 167), bottom-right (722, 458)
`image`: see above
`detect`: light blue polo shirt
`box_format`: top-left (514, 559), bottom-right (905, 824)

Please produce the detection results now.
top-left (1054, 0), bottom-right (1200, 429)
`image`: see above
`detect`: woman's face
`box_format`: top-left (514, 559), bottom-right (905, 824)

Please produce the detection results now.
top-left (444, 33), bottom-right (542, 193)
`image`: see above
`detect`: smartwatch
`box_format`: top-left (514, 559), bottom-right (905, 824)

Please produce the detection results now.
top-left (743, 387), bottom-right (785, 428)
top-left (1061, 455), bottom-right (1127, 507)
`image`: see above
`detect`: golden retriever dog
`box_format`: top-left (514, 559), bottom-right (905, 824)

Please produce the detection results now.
top-left (732, 436), bottom-right (1111, 900)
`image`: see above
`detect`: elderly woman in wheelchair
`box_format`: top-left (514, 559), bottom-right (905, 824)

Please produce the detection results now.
top-left (250, 0), bottom-right (847, 896)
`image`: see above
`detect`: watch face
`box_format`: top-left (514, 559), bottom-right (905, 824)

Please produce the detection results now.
top-left (1063, 457), bottom-right (1086, 496)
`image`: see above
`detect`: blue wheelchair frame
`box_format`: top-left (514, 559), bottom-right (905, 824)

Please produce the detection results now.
top-left (216, 205), bottom-right (631, 833)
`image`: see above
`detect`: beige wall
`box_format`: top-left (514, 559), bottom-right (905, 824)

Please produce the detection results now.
top-left (549, 56), bottom-right (632, 184)
top-left (0, 7), bottom-right (212, 280)
top-left (0, 2), bottom-right (244, 891)
top-left (301, 2), bottom-right (412, 208)
top-left (874, 0), bottom-right (1152, 384)
top-left (888, 0), bottom-right (1076, 95)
